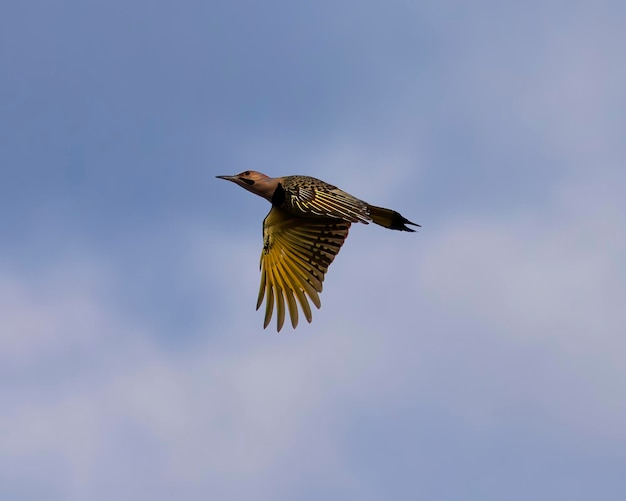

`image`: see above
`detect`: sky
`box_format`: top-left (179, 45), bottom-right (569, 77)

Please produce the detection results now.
top-left (1, 0), bottom-right (626, 499)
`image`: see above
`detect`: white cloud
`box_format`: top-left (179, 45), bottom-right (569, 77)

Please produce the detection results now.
top-left (3, 1), bottom-right (626, 499)
top-left (0, 255), bottom-right (384, 499)
top-left (0, 263), bottom-right (117, 372)
top-left (414, 167), bottom-right (626, 436)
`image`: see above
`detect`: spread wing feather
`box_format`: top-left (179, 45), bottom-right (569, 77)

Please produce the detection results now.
top-left (258, 206), bottom-right (351, 331)
top-left (283, 176), bottom-right (371, 223)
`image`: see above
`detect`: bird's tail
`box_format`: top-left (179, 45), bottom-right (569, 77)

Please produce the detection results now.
top-left (367, 205), bottom-right (420, 232)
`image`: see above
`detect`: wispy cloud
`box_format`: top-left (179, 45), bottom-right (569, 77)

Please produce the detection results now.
top-left (2, 0), bottom-right (626, 499)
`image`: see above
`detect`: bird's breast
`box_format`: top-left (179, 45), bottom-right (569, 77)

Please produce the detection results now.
top-left (271, 183), bottom-right (287, 207)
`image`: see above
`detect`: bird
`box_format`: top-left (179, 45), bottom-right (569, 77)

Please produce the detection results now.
top-left (216, 171), bottom-right (419, 331)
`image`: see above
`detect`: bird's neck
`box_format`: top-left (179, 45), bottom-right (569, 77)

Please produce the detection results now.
top-left (244, 177), bottom-right (281, 203)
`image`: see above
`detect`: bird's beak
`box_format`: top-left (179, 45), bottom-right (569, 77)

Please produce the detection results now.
top-left (216, 175), bottom-right (237, 182)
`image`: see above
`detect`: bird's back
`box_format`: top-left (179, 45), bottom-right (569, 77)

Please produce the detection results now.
top-left (276, 175), bottom-right (371, 223)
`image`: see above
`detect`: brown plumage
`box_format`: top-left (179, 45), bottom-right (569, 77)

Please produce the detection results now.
top-left (216, 171), bottom-right (419, 331)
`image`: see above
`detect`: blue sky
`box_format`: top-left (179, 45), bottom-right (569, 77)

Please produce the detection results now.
top-left (2, 1), bottom-right (626, 499)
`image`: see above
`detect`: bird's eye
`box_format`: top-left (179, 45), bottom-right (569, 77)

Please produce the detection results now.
top-left (242, 170), bottom-right (251, 176)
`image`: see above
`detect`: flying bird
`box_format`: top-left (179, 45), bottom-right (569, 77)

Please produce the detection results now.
top-left (216, 171), bottom-right (419, 331)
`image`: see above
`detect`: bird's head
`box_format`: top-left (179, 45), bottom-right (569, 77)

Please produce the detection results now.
top-left (216, 170), bottom-right (277, 201)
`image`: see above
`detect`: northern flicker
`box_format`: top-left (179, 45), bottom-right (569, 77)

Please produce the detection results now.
top-left (216, 171), bottom-right (419, 331)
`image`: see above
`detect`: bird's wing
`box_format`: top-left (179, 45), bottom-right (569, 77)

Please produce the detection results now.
top-left (257, 206), bottom-right (351, 331)
top-left (283, 178), bottom-right (371, 223)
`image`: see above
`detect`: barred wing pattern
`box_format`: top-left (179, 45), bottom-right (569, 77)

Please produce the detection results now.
top-left (282, 176), bottom-right (372, 223)
top-left (257, 206), bottom-right (351, 331)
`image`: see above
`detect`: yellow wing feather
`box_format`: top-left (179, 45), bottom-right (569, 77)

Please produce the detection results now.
top-left (257, 206), bottom-right (351, 331)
